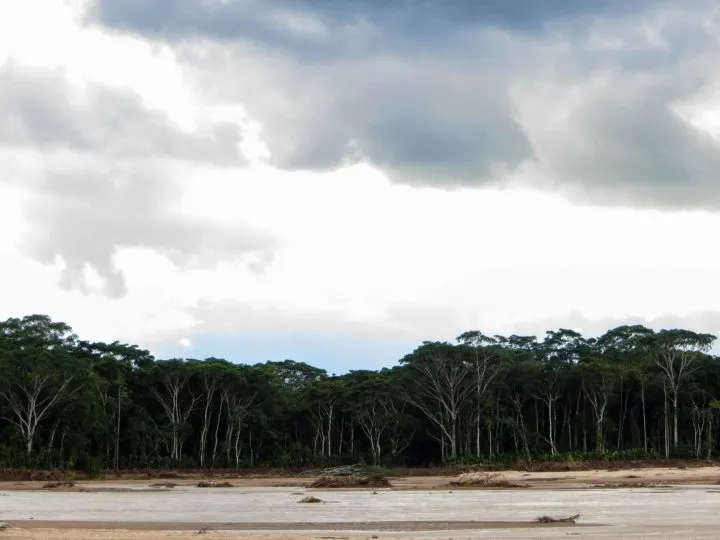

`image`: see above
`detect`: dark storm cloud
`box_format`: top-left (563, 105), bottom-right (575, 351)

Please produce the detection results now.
top-left (175, 32), bottom-right (535, 183)
top-left (90, 0), bottom-right (654, 47)
top-left (537, 74), bottom-right (720, 210)
top-left (83, 0), bottom-right (720, 209)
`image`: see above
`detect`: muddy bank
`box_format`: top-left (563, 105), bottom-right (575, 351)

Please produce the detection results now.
top-left (5, 464), bottom-right (720, 492)
top-left (0, 460), bottom-right (713, 483)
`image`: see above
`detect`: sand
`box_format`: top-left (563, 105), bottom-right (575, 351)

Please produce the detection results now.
top-left (6, 464), bottom-right (720, 492)
top-left (2, 465), bottom-right (720, 538)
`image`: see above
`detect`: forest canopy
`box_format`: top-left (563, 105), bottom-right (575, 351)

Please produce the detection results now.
top-left (0, 314), bottom-right (718, 472)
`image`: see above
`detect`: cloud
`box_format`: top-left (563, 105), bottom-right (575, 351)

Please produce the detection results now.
top-left (0, 59), bottom-right (276, 297)
top-left (0, 61), bottom-right (246, 165)
top-left (90, 0), bottom-right (653, 44)
top-left (17, 156), bottom-right (277, 297)
top-left (87, 0), bottom-right (543, 185)
top-left (511, 28), bottom-right (720, 210)
top-left (179, 38), bottom-right (533, 183)
top-left (4, 0), bottom-right (720, 361)
top-left (85, 0), bottom-right (720, 209)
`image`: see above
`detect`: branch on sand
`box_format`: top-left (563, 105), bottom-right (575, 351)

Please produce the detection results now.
top-left (535, 514), bottom-right (580, 524)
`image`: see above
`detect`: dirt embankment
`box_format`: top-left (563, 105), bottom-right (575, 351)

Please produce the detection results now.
top-left (0, 459), bottom-right (708, 481)
top-left (1, 460), bottom-right (720, 492)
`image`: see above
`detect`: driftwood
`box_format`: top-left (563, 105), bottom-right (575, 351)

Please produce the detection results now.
top-left (301, 464), bottom-right (371, 477)
top-left (196, 481), bottom-right (233, 488)
top-left (535, 513), bottom-right (580, 524)
top-left (449, 472), bottom-right (527, 488)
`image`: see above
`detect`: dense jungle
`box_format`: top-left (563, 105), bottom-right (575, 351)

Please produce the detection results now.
top-left (0, 314), bottom-right (718, 473)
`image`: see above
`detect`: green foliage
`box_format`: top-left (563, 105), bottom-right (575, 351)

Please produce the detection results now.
top-left (0, 314), bottom-right (718, 470)
top-left (537, 449), bottom-right (663, 462)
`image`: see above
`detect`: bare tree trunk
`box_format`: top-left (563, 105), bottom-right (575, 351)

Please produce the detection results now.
top-left (59, 429), bottom-right (66, 464)
top-left (198, 376), bottom-right (217, 468)
top-left (690, 401), bottom-right (707, 460)
top-left (641, 380), bottom-right (648, 452)
top-left (114, 381), bottom-right (122, 471)
top-left (706, 411), bottom-right (714, 461)
top-left (582, 374), bottom-right (611, 454)
top-left (337, 412), bottom-right (345, 457)
top-left (663, 382), bottom-right (670, 458)
top-left (223, 390), bottom-right (254, 469)
top-left (654, 342), bottom-right (709, 451)
top-left (511, 395), bottom-right (531, 462)
top-left (47, 421), bottom-right (58, 455)
top-left (225, 421), bottom-right (234, 466)
top-left (574, 393), bottom-right (581, 450)
top-left (349, 419), bottom-right (355, 457)
top-left (672, 394), bottom-right (679, 450)
top-left (548, 398), bottom-right (556, 454)
top-left (358, 401), bottom-right (389, 465)
top-left (212, 389), bottom-right (226, 467)
top-left (534, 392), bottom-right (559, 455)
top-left (496, 396), bottom-right (501, 455)
top-left (322, 400), bottom-right (335, 458)
top-left (152, 371), bottom-right (198, 463)
top-left (1, 375), bottom-right (75, 458)
top-left (616, 376), bottom-right (624, 449)
top-left (563, 405), bottom-right (572, 451)
top-left (404, 351), bottom-right (474, 460)
top-left (234, 424), bottom-right (243, 468)
top-left (387, 401), bottom-right (414, 460)
top-left (476, 405), bottom-right (481, 459)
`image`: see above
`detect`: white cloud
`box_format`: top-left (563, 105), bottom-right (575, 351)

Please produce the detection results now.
top-left (0, 1), bottom-right (719, 354)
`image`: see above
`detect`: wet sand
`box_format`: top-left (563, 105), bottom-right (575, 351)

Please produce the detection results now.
top-left (2, 467), bottom-right (720, 538)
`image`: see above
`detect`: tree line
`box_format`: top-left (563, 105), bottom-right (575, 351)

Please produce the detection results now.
top-left (0, 314), bottom-right (718, 472)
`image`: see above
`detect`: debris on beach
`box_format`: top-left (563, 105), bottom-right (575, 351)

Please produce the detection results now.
top-left (197, 481), bottom-right (234, 488)
top-left (449, 472), bottom-right (526, 488)
top-left (535, 513), bottom-right (580, 524)
top-left (298, 495), bottom-right (323, 503)
top-left (310, 474), bottom-right (391, 488)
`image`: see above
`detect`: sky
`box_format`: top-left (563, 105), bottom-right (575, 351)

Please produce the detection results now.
top-left (2, 0), bottom-right (720, 372)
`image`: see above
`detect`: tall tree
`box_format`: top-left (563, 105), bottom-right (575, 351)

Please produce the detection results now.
top-left (401, 342), bottom-right (473, 459)
top-left (456, 331), bottom-right (504, 458)
top-left (0, 315), bottom-right (80, 457)
top-left (580, 357), bottom-right (617, 453)
top-left (150, 360), bottom-right (199, 463)
top-left (650, 330), bottom-right (716, 450)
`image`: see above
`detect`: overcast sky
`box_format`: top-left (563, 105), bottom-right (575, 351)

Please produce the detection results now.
top-left (2, 0), bottom-right (720, 370)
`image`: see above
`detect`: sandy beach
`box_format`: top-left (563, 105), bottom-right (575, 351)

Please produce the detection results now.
top-left (1, 465), bottom-right (720, 538)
